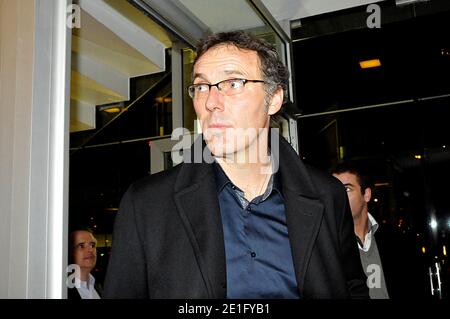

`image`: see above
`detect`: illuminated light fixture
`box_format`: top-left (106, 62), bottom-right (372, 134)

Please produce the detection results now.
top-left (99, 103), bottom-right (124, 114)
top-left (359, 59), bottom-right (381, 69)
top-left (430, 219), bottom-right (438, 229)
top-left (422, 246), bottom-right (426, 254)
top-left (374, 198), bottom-right (379, 203)
top-left (100, 253), bottom-right (105, 257)
top-left (103, 107), bottom-right (122, 114)
top-left (374, 182), bottom-right (389, 187)
top-left (155, 97), bottom-right (173, 103)
top-left (415, 154), bottom-right (422, 159)
top-left (444, 245), bottom-right (447, 257)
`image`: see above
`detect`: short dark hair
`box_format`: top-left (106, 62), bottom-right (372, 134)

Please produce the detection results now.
top-left (331, 161), bottom-right (373, 195)
top-left (194, 31), bottom-right (290, 104)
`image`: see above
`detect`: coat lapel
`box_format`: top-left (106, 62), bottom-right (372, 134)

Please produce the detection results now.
top-left (173, 137), bottom-right (226, 298)
top-left (277, 134), bottom-right (324, 297)
top-left (283, 189), bottom-right (324, 297)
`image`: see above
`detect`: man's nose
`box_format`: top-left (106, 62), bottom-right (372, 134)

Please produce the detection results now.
top-left (205, 86), bottom-right (224, 112)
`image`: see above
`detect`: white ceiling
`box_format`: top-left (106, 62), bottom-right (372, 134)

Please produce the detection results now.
top-left (262, 0), bottom-right (385, 21)
top-left (179, 0), bottom-right (266, 32)
top-left (168, 0), bottom-right (386, 35)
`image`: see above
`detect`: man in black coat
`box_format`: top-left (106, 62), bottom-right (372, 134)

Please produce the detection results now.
top-left (103, 31), bottom-right (368, 299)
top-left (332, 162), bottom-right (428, 298)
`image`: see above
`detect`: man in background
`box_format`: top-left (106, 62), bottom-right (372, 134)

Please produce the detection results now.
top-left (68, 227), bottom-right (102, 299)
top-left (332, 162), bottom-right (426, 298)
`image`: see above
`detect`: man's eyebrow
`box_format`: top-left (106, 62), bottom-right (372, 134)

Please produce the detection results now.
top-left (193, 73), bottom-right (208, 82)
top-left (193, 70), bottom-right (247, 82)
top-left (223, 70), bottom-right (246, 76)
top-left (343, 183), bottom-right (354, 188)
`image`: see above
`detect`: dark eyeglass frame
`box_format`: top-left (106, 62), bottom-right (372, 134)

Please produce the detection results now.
top-left (187, 78), bottom-right (267, 99)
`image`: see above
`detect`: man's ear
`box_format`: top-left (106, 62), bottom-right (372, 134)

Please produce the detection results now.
top-left (268, 88), bottom-right (283, 115)
top-left (363, 187), bottom-right (372, 204)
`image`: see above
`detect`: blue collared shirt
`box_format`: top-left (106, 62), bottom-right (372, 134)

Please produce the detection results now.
top-left (213, 163), bottom-right (299, 299)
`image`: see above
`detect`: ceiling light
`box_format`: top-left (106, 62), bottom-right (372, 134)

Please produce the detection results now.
top-left (103, 107), bottom-right (122, 113)
top-left (359, 59), bottom-right (381, 69)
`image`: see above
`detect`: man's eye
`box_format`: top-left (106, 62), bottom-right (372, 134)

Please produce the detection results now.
top-left (229, 80), bottom-right (243, 89)
top-left (345, 187), bottom-right (351, 192)
top-left (196, 84), bottom-right (209, 92)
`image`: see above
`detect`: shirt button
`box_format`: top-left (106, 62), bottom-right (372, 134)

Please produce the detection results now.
top-left (250, 252), bottom-right (256, 258)
top-left (246, 205), bottom-right (252, 212)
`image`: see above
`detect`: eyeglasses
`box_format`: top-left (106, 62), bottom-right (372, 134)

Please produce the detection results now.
top-left (187, 78), bottom-right (267, 99)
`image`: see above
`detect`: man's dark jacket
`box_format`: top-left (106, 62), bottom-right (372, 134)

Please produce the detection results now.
top-left (375, 224), bottom-right (429, 299)
top-left (103, 134), bottom-right (368, 299)
top-left (67, 280), bottom-right (102, 299)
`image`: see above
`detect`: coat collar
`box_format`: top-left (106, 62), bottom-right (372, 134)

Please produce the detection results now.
top-left (173, 131), bottom-right (324, 298)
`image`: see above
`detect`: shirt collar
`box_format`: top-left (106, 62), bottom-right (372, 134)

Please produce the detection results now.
top-left (79, 273), bottom-right (96, 288)
top-left (367, 212), bottom-right (379, 234)
top-left (213, 161), bottom-right (231, 193)
top-left (355, 212), bottom-right (380, 250)
top-left (212, 158), bottom-right (282, 197)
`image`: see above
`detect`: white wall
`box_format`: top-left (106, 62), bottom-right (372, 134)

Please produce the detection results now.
top-left (0, 0), bottom-right (36, 298)
top-left (0, 0), bottom-right (70, 298)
